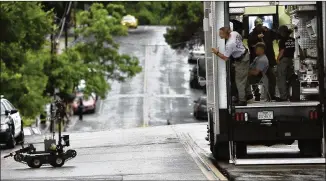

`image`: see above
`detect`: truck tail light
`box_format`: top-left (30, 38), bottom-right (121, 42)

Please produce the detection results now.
top-left (309, 110), bottom-right (319, 120)
top-left (235, 112), bottom-right (248, 121)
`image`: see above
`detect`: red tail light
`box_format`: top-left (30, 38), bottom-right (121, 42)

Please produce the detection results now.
top-left (235, 112), bottom-right (247, 121)
top-left (309, 110), bottom-right (319, 120)
top-left (235, 113), bottom-right (240, 121)
top-left (314, 111), bottom-right (318, 119)
top-left (309, 111), bottom-right (314, 120)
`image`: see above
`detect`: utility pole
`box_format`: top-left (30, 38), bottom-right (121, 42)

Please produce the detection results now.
top-left (74, 1), bottom-right (77, 41)
top-left (64, 2), bottom-right (72, 49)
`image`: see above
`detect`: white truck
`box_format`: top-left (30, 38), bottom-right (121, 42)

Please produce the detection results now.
top-left (203, 1), bottom-right (325, 164)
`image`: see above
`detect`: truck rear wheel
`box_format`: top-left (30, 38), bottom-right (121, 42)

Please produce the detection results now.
top-left (298, 139), bottom-right (322, 157)
top-left (212, 141), bottom-right (230, 160)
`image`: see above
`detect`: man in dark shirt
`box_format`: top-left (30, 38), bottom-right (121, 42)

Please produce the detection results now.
top-left (248, 18), bottom-right (278, 101)
top-left (276, 25), bottom-right (295, 101)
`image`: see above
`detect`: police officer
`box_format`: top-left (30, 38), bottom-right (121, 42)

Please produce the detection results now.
top-left (276, 25), bottom-right (295, 101)
top-left (212, 27), bottom-right (250, 106)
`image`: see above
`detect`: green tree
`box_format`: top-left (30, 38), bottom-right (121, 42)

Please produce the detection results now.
top-left (0, 2), bottom-right (53, 118)
top-left (163, 2), bottom-right (204, 50)
top-left (71, 3), bottom-right (142, 98)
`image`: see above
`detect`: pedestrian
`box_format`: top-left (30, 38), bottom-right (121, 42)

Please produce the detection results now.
top-left (247, 42), bottom-right (270, 100)
top-left (276, 25), bottom-right (295, 102)
top-left (247, 18), bottom-right (278, 101)
top-left (212, 27), bottom-right (250, 106)
top-left (78, 97), bottom-right (84, 121)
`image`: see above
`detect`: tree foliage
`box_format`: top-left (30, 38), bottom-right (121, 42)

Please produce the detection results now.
top-left (1, 2), bottom-right (141, 118)
top-left (73, 3), bottom-right (142, 98)
top-left (163, 2), bottom-right (204, 50)
top-left (0, 2), bottom-right (53, 118)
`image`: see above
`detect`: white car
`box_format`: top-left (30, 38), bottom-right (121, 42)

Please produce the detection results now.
top-left (0, 97), bottom-right (24, 148)
top-left (188, 45), bottom-right (205, 64)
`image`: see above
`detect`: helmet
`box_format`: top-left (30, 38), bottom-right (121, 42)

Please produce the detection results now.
top-left (254, 18), bottom-right (263, 26)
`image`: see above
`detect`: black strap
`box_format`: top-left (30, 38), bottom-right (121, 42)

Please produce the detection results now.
top-left (232, 49), bottom-right (248, 62)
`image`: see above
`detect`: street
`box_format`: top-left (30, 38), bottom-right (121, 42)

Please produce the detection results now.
top-left (1, 26), bottom-right (325, 181)
top-left (65, 26), bottom-right (204, 133)
top-left (2, 123), bottom-right (325, 180)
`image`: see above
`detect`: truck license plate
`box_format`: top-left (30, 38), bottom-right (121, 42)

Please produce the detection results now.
top-left (258, 111), bottom-right (273, 120)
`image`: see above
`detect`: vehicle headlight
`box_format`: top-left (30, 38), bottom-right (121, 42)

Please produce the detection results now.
top-left (0, 124), bottom-right (9, 131)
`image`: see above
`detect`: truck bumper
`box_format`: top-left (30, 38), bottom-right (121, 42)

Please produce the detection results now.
top-left (232, 121), bottom-right (322, 142)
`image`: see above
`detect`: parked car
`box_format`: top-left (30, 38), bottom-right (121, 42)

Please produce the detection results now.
top-left (193, 97), bottom-right (208, 120)
top-left (0, 96), bottom-right (24, 148)
top-left (189, 58), bottom-right (206, 89)
top-left (72, 93), bottom-right (97, 114)
top-left (76, 79), bottom-right (98, 101)
top-left (188, 45), bottom-right (205, 64)
top-left (121, 15), bottom-right (138, 29)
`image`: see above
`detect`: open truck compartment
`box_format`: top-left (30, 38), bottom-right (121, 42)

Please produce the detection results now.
top-left (203, 1), bottom-right (325, 164)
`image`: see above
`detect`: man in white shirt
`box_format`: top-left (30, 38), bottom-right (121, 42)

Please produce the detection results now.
top-left (212, 27), bottom-right (250, 106)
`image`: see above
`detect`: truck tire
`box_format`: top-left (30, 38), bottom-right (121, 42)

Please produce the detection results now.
top-left (212, 141), bottom-right (230, 160)
top-left (235, 142), bottom-right (247, 158)
top-left (298, 139), bottom-right (322, 157)
top-left (190, 79), bottom-right (196, 89)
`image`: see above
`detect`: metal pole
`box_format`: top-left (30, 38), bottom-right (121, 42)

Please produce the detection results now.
top-left (74, 2), bottom-right (77, 41)
top-left (58, 103), bottom-right (62, 147)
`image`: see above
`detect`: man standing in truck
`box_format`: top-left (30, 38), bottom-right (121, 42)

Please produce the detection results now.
top-left (212, 27), bottom-right (250, 106)
top-left (276, 25), bottom-right (295, 102)
top-left (248, 18), bottom-right (278, 101)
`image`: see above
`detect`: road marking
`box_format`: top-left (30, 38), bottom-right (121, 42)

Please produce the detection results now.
top-left (104, 94), bottom-right (193, 99)
top-left (143, 45), bottom-right (149, 127)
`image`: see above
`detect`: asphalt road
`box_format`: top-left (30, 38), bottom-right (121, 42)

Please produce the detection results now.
top-left (65, 26), bottom-right (204, 133)
top-left (0, 124), bottom-right (215, 180)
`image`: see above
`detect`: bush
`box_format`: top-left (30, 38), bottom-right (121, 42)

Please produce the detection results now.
top-left (22, 117), bottom-right (36, 127)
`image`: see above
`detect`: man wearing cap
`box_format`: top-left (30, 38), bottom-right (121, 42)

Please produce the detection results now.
top-left (248, 18), bottom-right (278, 101)
top-left (212, 27), bottom-right (250, 106)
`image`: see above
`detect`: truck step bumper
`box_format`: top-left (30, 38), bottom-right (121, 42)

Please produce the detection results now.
top-left (230, 157), bottom-right (326, 165)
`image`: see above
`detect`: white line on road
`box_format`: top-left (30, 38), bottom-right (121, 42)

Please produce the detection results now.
top-left (143, 45), bottom-right (149, 127)
top-left (104, 94), bottom-right (193, 99)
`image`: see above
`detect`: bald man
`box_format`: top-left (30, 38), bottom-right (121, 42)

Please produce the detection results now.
top-left (212, 27), bottom-right (250, 106)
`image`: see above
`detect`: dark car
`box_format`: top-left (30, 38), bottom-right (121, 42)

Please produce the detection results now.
top-left (188, 45), bottom-right (205, 64)
top-left (190, 58), bottom-right (206, 89)
top-left (193, 97), bottom-right (208, 120)
top-left (0, 97), bottom-right (24, 148)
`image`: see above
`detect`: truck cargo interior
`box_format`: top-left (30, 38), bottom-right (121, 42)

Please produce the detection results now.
top-left (204, 1), bottom-right (325, 165)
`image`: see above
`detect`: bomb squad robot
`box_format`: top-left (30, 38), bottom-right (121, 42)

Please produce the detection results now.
top-left (3, 99), bottom-right (77, 168)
